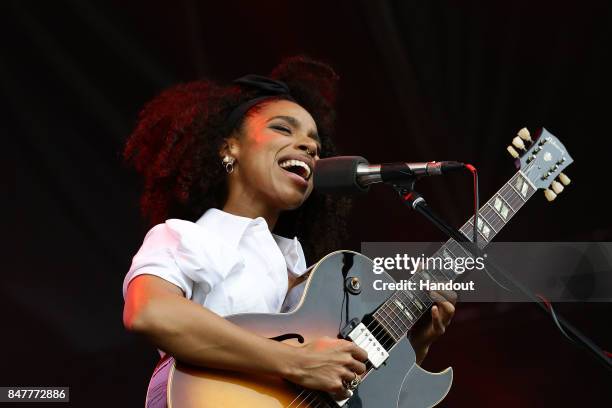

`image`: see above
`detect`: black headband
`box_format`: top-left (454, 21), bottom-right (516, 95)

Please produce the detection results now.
top-left (225, 74), bottom-right (296, 132)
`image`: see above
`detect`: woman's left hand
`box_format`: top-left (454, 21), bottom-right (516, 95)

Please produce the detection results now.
top-left (407, 290), bottom-right (457, 365)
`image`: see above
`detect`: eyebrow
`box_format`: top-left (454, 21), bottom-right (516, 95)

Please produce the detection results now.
top-left (267, 115), bottom-right (321, 145)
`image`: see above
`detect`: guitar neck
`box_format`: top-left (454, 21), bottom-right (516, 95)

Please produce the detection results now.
top-left (372, 170), bottom-right (537, 343)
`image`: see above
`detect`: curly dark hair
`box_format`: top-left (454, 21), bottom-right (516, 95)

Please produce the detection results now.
top-left (123, 56), bottom-right (351, 263)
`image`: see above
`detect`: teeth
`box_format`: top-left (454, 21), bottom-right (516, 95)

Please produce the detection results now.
top-left (279, 159), bottom-right (311, 179)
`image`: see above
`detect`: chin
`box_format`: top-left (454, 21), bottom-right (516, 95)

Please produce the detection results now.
top-left (275, 189), bottom-right (311, 210)
top-left (279, 196), bottom-right (307, 210)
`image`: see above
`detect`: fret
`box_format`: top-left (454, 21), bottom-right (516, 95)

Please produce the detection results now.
top-left (418, 270), bottom-right (435, 287)
top-left (384, 306), bottom-right (406, 340)
top-left (465, 216), bottom-right (494, 243)
top-left (398, 290), bottom-right (424, 320)
top-left (382, 302), bottom-right (407, 338)
top-left (504, 180), bottom-right (535, 211)
top-left (400, 290), bottom-right (429, 323)
top-left (490, 200), bottom-right (511, 232)
top-left (479, 208), bottom-right (499, 233)
top-left (465, 208), bottom-right (498, 234)
top-left (373, 171), bottom-right (543, 350)
top-left (397, 289), bottom-right (413, 308)
top-left (484, 206), bottom-right (504, 238)
top-left (439, 264), bottom-right (456, 281)
top-left (441, 240), bottom-right (460, 257)
top-left (485, 202), bottom-right (505, 230)
top-left (485, 205), bottom-right (500, 232)
top-left (465, 215), bottom-right (495, 241)
top-left (436, 246), bottom-right (456, 271)
top-left (464, 222), bottom-right (490, 244)
top-left (412, 287), bottom-right (432, 308)
top-left (513, 173), bottom-right (533, 199)
top-left (461, 223), bottom-right (473, 239)
top-left (375, 305), bottom-right (404, 341)
top-left (404, 289), bottom-right (425, 311)
top-left (428, 266), bottom-right (452, 283)
top-left (422, 267), bottom-right (448, 286)
top-left (446, 238), bottom-right (473, 258)
top-left (502, 184), bottom-right (525, 209)
top-left (385, 300), bottom-right (411, 332)
top-left (519, 170), bottom-right (536, 190)
top-left (396, 290), bottom-right (415, 313)
top-left (459, 221), bottom-right (477, 243)
top-left (495, 192), bottom-right (516, 219)
top-left (437, 239), bottom-right (469, 276)
top-left (392, 296), bottom-right (415, 324)
top-left (507, 177), bottom-right (527, 202)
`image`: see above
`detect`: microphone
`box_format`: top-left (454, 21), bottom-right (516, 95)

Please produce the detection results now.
top-left (314, 156), bottom-right (465, 194)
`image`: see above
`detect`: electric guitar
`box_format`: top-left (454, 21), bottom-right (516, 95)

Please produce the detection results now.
top-left (150, 128), bottom-right (574, 407)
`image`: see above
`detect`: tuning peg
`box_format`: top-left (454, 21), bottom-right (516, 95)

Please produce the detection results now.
top-left (507, 145), bottom-right (519, 158)
top-left (518, 127), bottom-right (532, 141)
top-left (512, 136), bottom-right (526, 150)
top-left (551, 180), bottom-right (564, 194)
top-left (558, 172), bottom-right (571, 186)
top-left (544, 188), bottom-right (557, 202)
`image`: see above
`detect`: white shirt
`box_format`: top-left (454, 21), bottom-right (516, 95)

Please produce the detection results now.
top-left (122, 208), bottom-right (309, 317)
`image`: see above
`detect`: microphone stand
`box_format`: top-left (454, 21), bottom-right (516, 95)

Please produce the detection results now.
top-left (391, 180), bottom-right (612, 373)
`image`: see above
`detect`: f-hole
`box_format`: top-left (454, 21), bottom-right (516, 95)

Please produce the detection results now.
top-left (269, 333), bottom-right (305, 343)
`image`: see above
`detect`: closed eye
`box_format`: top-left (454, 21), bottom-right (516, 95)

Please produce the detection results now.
top-left (271, 124), bottom-right (292, 133)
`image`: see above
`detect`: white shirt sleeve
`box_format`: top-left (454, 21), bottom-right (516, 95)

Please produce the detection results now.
top-left (122, 223), bottom-right (195, 299)
top-left (122, 219), bottom-right (245, 301)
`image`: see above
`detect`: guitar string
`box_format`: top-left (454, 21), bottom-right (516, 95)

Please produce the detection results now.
top-left (286, 175), bottom-right (533, 406)
top-left (286, 380), bottom-right (338, 407)
top-left (288, 389), bottom-right (317, 408)
top-left (286, 309), bottom-right (401, 408)
top-left (286, 251), bottom-right (490, 406)
top-left (286, 315), bottom-right (387, 408)
top-left (367, 178), bottom-right (532, 353)
top-left (367, 176), bottom-right (531, 351)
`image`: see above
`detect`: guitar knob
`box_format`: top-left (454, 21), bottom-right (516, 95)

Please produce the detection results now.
top-left (512, 136), bottom-right (526, 150)
top-left (518, 127), bottom-right (532, 141)
top-left (507, 145), bottom-right (519, 158)
top-left (558, 172), bottom-right (571, 186)
top-left (544, 188), bottom-right (557, 202)
top-left (551, 180), bottom-right (564, 194)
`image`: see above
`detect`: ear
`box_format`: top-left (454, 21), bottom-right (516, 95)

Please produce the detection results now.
top-left (219, 136), bottom-right (240, 159)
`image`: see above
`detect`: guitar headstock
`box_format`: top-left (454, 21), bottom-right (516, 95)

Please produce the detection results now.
top-left (507, 128), bottom-right (573, 201)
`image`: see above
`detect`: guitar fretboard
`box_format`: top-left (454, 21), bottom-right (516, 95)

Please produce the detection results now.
top-left (371, 171), bottom-right (537, 344)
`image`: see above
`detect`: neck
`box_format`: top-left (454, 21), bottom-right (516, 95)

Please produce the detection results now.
top-left (222, 190), bottom-right (279, 230)
top-left (371, 170), bottom-right (537, 346)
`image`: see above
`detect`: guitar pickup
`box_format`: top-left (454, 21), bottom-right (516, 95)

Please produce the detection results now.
top-left (331, 322), bottom-right (390, 406)
top-left (347, 322), bottom-right (389, 369)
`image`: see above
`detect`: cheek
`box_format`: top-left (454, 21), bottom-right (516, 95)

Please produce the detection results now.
top-left (239, 134), bottom-right (282, 178)
top-left (247, 130), bottom-right (278, 151)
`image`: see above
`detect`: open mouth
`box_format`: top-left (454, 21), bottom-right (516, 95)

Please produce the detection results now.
top-left (278, 159), bottom-right (312, 181)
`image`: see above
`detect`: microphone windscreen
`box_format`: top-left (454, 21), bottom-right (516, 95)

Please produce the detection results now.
top-left (314, 156), bottom-right (370, 194)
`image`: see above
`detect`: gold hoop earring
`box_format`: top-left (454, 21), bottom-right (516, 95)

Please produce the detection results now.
top-left (222, 155), bottom-right (235, 174)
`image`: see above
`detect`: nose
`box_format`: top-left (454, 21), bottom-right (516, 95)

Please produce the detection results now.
top-left (297, 138), bottom-right (319, 158)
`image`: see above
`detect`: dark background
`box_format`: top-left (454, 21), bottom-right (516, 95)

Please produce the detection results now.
top-left (5, 0), bottom-right (612, 406)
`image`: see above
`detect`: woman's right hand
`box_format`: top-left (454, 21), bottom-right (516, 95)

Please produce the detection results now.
top-left (284, 336), bottom-right (368, 398)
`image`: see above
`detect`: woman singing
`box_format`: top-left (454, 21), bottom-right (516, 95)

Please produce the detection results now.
top-left (122, 56), bottom-right (455, 406)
